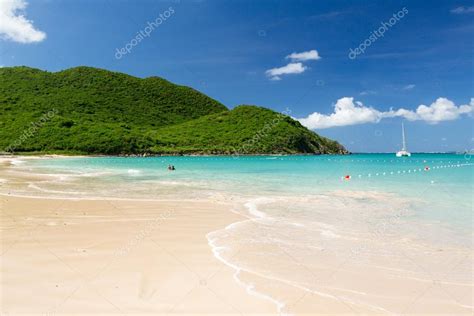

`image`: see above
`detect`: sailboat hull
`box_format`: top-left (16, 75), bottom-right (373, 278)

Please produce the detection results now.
top-left (396, 151), bottom-right (411, 157)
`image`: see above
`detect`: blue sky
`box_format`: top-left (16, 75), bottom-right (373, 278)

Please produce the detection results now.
top-left (0, 0), bottom-right (472, 152)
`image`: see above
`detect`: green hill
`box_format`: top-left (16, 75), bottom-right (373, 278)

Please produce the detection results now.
top-left (147, 105), bottom-right (346, 155)
top-left (0, 66), bottom-right (347, 155)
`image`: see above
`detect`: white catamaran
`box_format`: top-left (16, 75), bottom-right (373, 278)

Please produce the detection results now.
top-left (396, 122), bottom-right (411, 157)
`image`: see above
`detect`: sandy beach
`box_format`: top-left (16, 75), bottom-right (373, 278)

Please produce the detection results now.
top-left (1, 156), bottom-right (472, 315)
top-left (0, 156), bottom-right (275, 314)
top-left (1, 195), bottom-right (280, 315)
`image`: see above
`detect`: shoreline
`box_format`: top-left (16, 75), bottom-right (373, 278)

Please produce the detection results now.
top-left (0, 158), bottom-right (284, 314)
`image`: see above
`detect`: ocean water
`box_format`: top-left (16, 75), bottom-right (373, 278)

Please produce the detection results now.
top-left (2, 154), bottom-right (473, 313)
top-left (5, 154), bottom-right (473, 229)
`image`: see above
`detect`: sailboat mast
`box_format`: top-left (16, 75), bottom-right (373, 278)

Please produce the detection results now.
top-left (401, 122), bottom-right (406, 151)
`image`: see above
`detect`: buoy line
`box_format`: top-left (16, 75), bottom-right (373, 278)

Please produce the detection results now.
top-left (341, 163), bottom-right (474, 181)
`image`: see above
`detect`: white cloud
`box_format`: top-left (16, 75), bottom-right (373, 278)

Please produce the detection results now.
top-left (266, 49), bottom-right (321, 80)
top-left (402, 84), bottom-right (415, 90)
top-left (265, 62), bottom-right (307, 81)
top-left (450, 6), bottom-right (474, 14)
top-left (298, 97), bottom-right (383, 129)
top-left (404, 97), bottom-right (473, 124)
top-left (0, 0), bottom-right (46, 43)
top-left (286, 49), bottom-right (321, 62)
top-left (359, 90), bottom-right (376, 96)
top-left (297, 97), bottom-right (474, 129)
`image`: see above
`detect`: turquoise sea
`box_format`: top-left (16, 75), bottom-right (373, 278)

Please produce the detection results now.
top-left (11, 153), bottom-right (473, 229)
top-left (2, 153), bottom-right (473, 313)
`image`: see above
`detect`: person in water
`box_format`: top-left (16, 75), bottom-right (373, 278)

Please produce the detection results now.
top-left (167, 165), bottom-right (176, 171)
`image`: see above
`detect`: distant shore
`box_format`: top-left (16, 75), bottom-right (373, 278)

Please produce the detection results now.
top-left (3, 151), bottom-right (471, 159)
top-left (0, 152), bottom-right (351, 158)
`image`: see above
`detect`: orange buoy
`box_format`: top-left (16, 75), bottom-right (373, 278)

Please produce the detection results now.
top-left (344, 175), bottom-right (351, 180)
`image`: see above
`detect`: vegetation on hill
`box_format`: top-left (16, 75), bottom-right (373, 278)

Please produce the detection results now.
top-left (147, 105), bottom-right (346, 154)
top-left (0, 66), bottom-right (347, 155)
